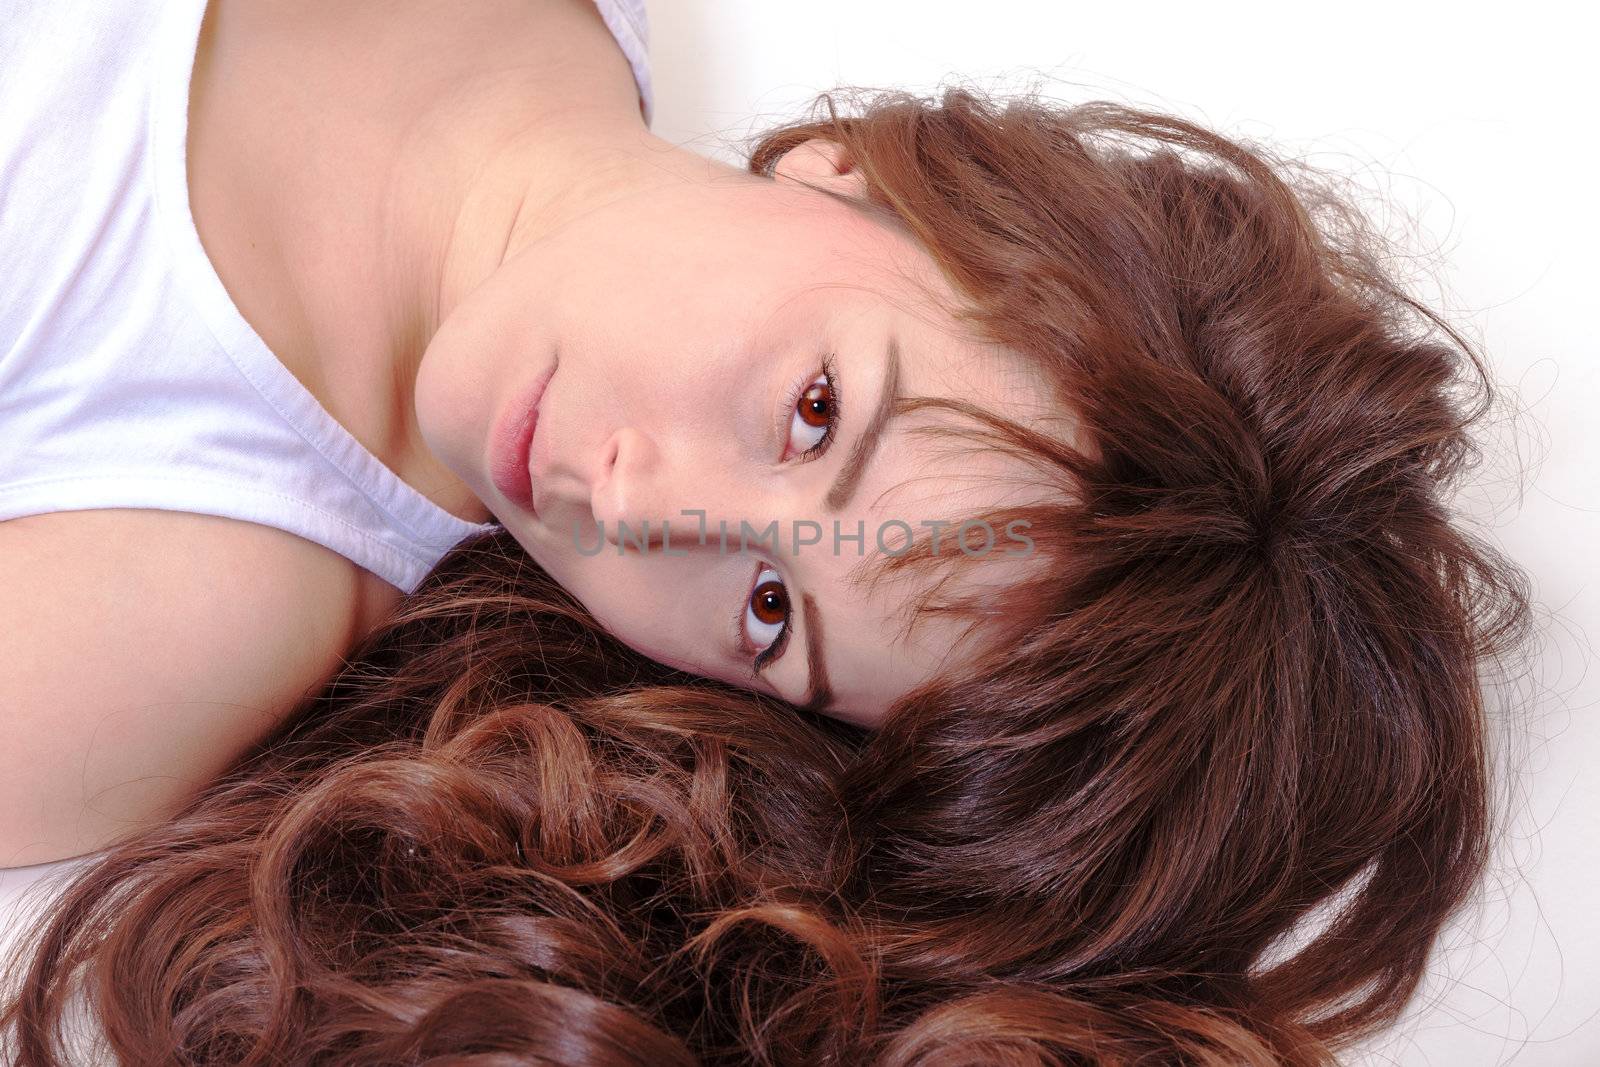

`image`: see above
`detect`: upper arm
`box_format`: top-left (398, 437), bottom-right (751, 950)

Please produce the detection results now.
top-left (0, 509), bottom-right (362, 867)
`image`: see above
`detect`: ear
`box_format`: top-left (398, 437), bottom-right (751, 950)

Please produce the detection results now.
top-left (772, 137), bottom-right (868, 199)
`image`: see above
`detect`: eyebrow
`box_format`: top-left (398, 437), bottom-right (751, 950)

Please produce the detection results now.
top-left (799, 336), bottom-right (901, 713)
top-left (795, 592), bottom-right (834, 715)
top-left (825, 335), bottom-right (901, 513)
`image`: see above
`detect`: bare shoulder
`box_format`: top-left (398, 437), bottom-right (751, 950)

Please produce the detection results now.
top-left (0, 509), bottom-right (395, 867)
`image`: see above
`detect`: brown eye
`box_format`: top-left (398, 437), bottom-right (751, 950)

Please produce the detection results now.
top-left (751, 579), bottom-right (786, 624)
top-left (797, 380), bottom-right (833, 427)
top-left (786, 372), bottom-right (836, 457)
top-left (743, 568), bottom-right (789, 652)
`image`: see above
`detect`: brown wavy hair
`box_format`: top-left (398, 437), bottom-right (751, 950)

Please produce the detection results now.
top-left (1, 85), bottom-right (1535, 1065)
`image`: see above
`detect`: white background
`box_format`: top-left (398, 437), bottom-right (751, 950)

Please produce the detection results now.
top-left (5, 2), bottom-right (1597, 1063)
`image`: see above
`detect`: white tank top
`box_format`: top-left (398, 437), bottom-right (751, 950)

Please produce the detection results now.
top-left (0, 0), bottom-right (654, 594)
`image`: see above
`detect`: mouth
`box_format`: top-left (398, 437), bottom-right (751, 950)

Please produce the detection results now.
top-left (490, 359), bottom-right (557, 514)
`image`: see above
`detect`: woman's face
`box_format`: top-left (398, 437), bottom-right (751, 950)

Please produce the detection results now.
top-left (417, 139), bottom-right (1060, 728)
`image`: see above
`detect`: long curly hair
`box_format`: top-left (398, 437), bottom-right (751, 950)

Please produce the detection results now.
top-left (1, 85), bottom-right (1534, 1065)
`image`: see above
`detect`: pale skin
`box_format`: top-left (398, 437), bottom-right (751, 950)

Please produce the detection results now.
top-left (224, 0), bottom-right (1069, 728)
top-left (0, 0), bottom-right (1078, 869)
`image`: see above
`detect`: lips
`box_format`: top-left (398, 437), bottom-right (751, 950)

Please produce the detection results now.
top-left (490, 361), bottom-right (556, 513)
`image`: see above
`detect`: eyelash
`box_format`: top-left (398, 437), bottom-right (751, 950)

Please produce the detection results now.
top-left (741, 354), bottom-right (842, 676)
top-left (775, 352), bottom-right (841, 463)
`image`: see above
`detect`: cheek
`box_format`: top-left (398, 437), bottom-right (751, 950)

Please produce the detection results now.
top-left (555, 553), bottom-right (726, 678)
top-left (592, 334), bottom-right (765, 460)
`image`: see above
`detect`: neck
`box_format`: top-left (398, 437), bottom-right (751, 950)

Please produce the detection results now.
top-left (265, 0), bottom-right (728, 522)
top-left (276, 20), bottom-right (655, 518)
top-left (375, 113), bottom-right (756, 515)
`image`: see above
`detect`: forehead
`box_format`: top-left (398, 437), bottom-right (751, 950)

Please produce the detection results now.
top-left (804, 420), bottom-right (1049, 724)
top-left (761, 204), bottom-right (1066, 554)
top-left (782, 190), bottom-right (1057, 395)
top-left (754, 191), bottom-right (1046, 387)
top-left (794, 318), bottom-right (1063, 723)
top-left (752, 191), bottom-right (1072, 721)
top-left (828, 329), bottom-right (1057, 579)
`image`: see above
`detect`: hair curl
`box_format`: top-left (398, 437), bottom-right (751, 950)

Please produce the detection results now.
top-left (1, 85), bottom-right (1534, 1065)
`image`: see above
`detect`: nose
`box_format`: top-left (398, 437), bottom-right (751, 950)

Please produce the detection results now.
top-left (595, 422), bottom-right (649, 527)
top-left (590, 427), bottom-right (676, 548)
top-left (590, 427), bottom-right (782, 552)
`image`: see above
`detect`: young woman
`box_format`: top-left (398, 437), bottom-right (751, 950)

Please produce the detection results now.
top-left (0, 0), bottom-right (1533, 1063)
top-left (0, 0), bottom-right (1065, 864)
